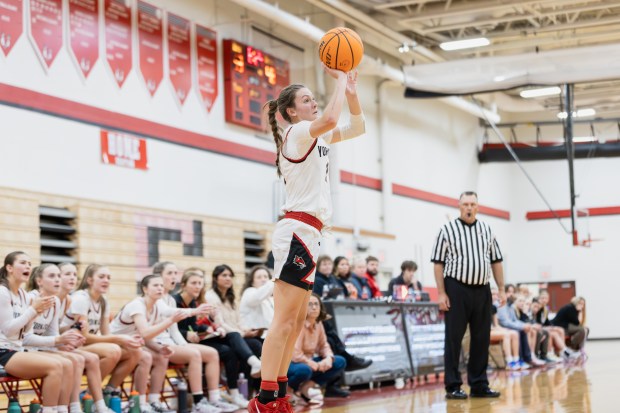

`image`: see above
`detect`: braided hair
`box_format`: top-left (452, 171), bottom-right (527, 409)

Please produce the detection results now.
top-left (265, 84), bottom-right (305, 177)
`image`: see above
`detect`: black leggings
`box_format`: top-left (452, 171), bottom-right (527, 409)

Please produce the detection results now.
top-left (242, 337), bottom-right (263, 391)
top-left (201, 332), bottom-right (257, 389)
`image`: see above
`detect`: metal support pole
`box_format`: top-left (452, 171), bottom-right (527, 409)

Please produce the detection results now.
top-left (564, 84), bottom-right (578, 246)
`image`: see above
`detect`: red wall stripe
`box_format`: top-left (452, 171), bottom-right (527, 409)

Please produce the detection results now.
top-left (392, 183), bottom-right (511, 220)
top-left (0, 82), bottom-right (275, 165)
top-left (1, 82), bottom-right (513, 221)
top-left (339, 171), bottom-right (382, 191)
top-left (526, 206), bottom-right (620, 220)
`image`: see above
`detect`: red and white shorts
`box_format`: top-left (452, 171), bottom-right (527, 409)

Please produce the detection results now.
top-left (272, 212), bottom-right (323, 291)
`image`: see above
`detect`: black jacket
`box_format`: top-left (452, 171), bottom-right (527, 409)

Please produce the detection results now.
top-left (172, 293), bottom-right (206, 340)
top-left (387, 274), bottom-right (423, 298)
top-left (551, 303), bottom-right (580, 330)
top-left (312, 271), bottom-right (343, 297)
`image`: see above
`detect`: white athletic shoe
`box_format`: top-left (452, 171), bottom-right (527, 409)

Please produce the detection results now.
top-left (149, 402), bottom-right (175, 413)
top-left (207, 398), bottom-right (238, 413)
top-left (95, 407), bottom-right (116, 413)
top-left (306, 387), bottom-right (323, 401)
top-left (563, 348), bottom-right (581, 360)
top-left (250, 363), bottom-right (261, 378)
top-left (230, 393), bottom-right (249, 409)
top-left (140, 404), bottom-right (154, 413)
top-left (191, 399), bottom-right (221, 413)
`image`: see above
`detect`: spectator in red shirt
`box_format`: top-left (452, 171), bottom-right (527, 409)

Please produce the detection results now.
top-left (362, 256), bottom-right (382, 298)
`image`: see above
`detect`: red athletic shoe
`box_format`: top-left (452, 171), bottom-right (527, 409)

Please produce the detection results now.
top-left (277, 396), bottom-right (294, 413)
top-left (247, 397), bottom-right (281, 413)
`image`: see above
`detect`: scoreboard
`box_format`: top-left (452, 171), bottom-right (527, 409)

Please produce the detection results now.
top-left (222, 39), bottom-right (290, 131)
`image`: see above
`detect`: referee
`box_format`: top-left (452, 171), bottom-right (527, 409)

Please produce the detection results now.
top-left (431, 191), bottom-right (506, 399)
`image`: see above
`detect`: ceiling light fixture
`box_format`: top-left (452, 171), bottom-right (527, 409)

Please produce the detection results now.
top-left (572, 136), bottom-right (596, 143)
top-left (439, 37), bottom-right (490, 51)
top-left (557, 108), bottom-right (596, 119)
top-left (398, 43), bottom-right (417, 53)
top-left (519, 86), bottom-right (561, 98)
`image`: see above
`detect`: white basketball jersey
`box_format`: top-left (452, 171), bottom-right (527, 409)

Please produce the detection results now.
top-left (279, 121), bottom-right (332, 224)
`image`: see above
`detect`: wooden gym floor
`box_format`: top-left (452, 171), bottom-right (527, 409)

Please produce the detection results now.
top-left (296, 340), bottom-right (616, 413)
top-left (1, 341), bottom-right (613, 412)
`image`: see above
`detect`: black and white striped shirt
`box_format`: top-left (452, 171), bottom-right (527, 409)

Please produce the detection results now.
top-left (431, 218), bottom-right (503, 285)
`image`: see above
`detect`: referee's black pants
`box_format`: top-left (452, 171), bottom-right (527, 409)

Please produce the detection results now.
top-left (443, 277), bottom-right (492, 392)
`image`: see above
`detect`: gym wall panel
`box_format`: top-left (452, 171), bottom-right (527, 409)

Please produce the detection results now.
top-left (0, 186), bottom-right (273, 313)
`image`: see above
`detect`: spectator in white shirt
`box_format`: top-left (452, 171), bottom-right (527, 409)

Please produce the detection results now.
top-left (240, 265), bottom-right (274, 339)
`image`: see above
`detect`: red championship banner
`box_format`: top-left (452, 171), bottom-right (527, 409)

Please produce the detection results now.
top-left (28, 0), bottom-right (63, 70)
top-left (0, 0), bottom-right (23, 57)
top-left (195, 24), bottom-right (217, 112)
top-left (104, 0), bottom-right (132, 88)
top-left (68, 0), bottom-right (99, 79)
top-left (167, 12), bottom-right (191, 106)
top-left (137, 1), bottom-right (163, 96)
top-left (101, 130), bottom-right (148, 170)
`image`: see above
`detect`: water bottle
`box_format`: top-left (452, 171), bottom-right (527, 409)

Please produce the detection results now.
top-left (8, 399), bottom-right (21, 413)
top-left (29, 399), bottom-right (41, 413)
top-left (176, 380), bottom-right (188, 413)
top-left (109, 391), bottom-right (122, 413)
top-left (82, 394), bottom-right (93, 413)
top-left (103, 388), bottom-right (112, 407)
top-left (128, 391), bottom-right (140, 413)
top-left (237, 373), bottom-right (249, 400)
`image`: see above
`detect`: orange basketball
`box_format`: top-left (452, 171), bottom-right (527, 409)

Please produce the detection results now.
top-left (318, 27), bottom-right (364, 72)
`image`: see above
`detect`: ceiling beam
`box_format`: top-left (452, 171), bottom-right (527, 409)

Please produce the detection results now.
top-left (399, 0), bottom-right (575, 23)
top-left (373, 0), bottom-right (443, 10)
top-left (415, 2), bottom-right (620, 34)
top-left (482, 16), bottom-right (620, 39)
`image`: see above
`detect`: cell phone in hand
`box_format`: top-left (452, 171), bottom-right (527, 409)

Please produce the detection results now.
top-left (197, 331), bottom-right (220, 340)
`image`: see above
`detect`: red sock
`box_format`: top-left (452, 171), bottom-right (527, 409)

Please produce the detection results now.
top-left (277, 376), bottom-right (288, 398)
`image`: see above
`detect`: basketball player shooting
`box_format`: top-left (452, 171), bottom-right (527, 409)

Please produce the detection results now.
top-left (248, 40), bottom-right (365, 413)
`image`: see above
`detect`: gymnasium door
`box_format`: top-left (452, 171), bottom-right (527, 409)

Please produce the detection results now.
top-left (545, 281), bottom-right (576, 312)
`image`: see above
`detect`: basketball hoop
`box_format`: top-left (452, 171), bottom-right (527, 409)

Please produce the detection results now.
top-left (575, 208), bottom-right (602, 247)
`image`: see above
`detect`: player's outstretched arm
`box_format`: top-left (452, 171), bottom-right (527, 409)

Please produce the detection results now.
top-left (330, 71), bottom-right (365, 144)
top-left (310, 65), bottom-right (348, 138)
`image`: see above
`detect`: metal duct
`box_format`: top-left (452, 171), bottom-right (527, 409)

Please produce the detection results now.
top-left (478, 141), bottom-right (620, 162)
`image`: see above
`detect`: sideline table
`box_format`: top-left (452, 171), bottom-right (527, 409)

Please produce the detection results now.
top-left (323, 300), bottom-right (445, 385)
